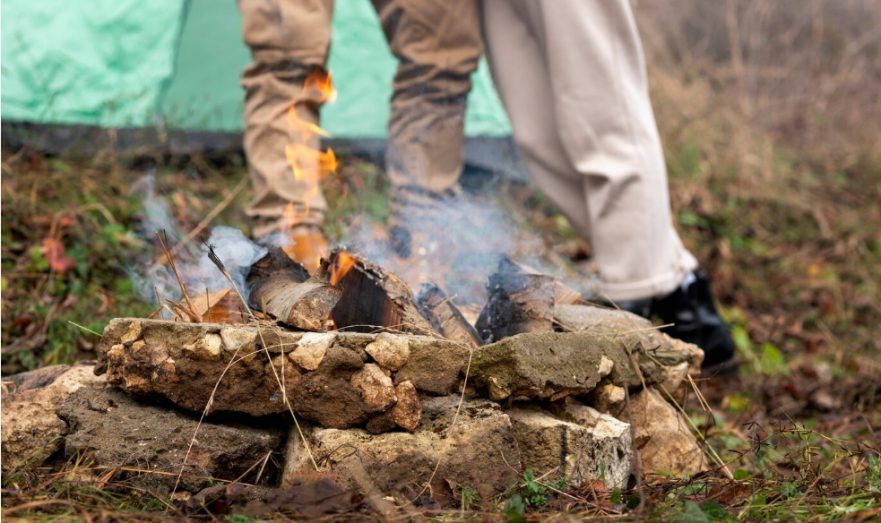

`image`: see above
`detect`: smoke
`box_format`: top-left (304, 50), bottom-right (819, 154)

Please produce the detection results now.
top-left (129, 175), bottom-right (266, 309)
top-left (342, 188), bottom-right (579, 306)
top-left (127, 173), bottom-right (589, 313)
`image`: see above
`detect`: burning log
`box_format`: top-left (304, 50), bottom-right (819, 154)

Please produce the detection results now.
top-left (328, 250), bottom-right (437, 337)
top-left (246, 248), bottom-right (341, 331)
top-left (416, 283), bottom-right (481, 349)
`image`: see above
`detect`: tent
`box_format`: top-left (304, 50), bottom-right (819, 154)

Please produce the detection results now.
top-left (1, 0), bottom-right (512, 144)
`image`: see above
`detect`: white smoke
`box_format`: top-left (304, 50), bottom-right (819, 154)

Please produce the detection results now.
top-left (342, 187), bottom-right (583, 306)
top-left (129, 175), bottom-right (266, 308)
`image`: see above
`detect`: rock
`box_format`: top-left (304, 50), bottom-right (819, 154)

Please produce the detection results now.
top-left (58, 387), bottom-right (284, 492)
top-left (1, 363), bottom-right (105, 473)
top-left (351, 364), bottom-right (397, 413)
top-left (555, 304), bottom-right (704, 374)
top-left (365, 412), bottom-right (398, 434)
top-left (289, 333), bottom-right (334, 371)
top-left (659, 361), bottom-right (691, 393)
top-left (394, 337), bottom-right (469, 395)
top-left (364, 333), bottom-right (411, 371)
top-left (391, 380), bottom-right (421, 431)
top-left (285, 396), bottom-right (522, 508)
top-left (470, 332), bottom-right (637, 401)
top-left (95, 319), bottom-right (467, 429)
top-left (554, 304), bottom-right (651, 330)
top-left (292, 373), bottom-right (371, 428)
top-left (613, 388), bottom-right (708, 479)
top-left (470, 329), bottom-right (700, 401)
top-left (508, 405), bottom-right (632, 490)
top-left (594, 383), bottom-right (626, 412)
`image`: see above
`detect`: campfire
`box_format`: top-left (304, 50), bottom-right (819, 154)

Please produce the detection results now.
top-left (54, 241), bottom-right (707, 504)
top-left (1, 71), bottom-right (716, 511)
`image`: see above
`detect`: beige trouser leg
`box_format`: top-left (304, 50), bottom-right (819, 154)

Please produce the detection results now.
top-left (240, 0), bottom-right (333, 237)
top-left (482, 0), bottom-right (698, 301)
top-left (240, 0), bottom-right (482, 238)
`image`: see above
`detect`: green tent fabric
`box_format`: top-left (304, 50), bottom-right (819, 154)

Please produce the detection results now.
top-left (1, 0), bottom-right (511, 138)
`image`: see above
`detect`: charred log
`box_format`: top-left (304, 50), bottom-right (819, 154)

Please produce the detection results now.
top-left (328, 250), bottom-right (437, 336)
top-left (416, 283), bottom-right (481, 349)
top-left (475, 258), bottom-right (556, 342)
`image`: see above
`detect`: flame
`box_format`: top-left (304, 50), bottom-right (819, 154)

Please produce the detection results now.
top-left (330, 251), bottom-right (357, 286)
top-left (282, 70), bottom-right (339, 229)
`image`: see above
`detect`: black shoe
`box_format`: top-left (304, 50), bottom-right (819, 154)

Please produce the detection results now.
top-left (650, 270), bottom-right (738, 375)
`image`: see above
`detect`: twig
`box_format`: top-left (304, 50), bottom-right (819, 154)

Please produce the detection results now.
top-left (156, 230), bottom-right (198, 320)
top-left (67, 320), bottom-right (102, 337)
top-left (205, 244), bottom-right (318, 470)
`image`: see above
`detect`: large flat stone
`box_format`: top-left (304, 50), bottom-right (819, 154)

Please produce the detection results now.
top-left (95, 319), bottom-right (465, 428)
top-left (470, 327), bottom-right (701, 401)
top-left (284, 396), bottom-right (522, 508)
top-left (556, 304), bottom-right (704, 382)
top-left (1, 363), bottom-right (106, 473)
top-left (58, 386), bottom-right (285, 492)
top-left (612, 387), bottom-right (709, 479)
top-left (508, 404), bottom-right (632, 490)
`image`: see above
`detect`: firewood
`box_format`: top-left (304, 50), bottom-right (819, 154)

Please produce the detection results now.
top-left (328, 250), bottom-right (437, 336)
top-left (192, 288), bottom-right (248, 324)
top-left (475, 258), bottom-right (556, 342)
top-left (416, 283), bottom-right (481, 349)
top-left (504, 258), bottom-right (585, 305)
top-left (246, 248), bottom-right (341, 331)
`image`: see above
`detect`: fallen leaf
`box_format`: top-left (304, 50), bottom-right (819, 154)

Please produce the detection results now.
top-left (41, 238), bottom-right (75, 272)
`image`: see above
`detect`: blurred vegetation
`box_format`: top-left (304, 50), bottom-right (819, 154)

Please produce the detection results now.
top-left (2, 0), bottom-right (880, 520)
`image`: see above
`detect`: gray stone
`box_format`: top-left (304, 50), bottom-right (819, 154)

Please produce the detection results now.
top-left (58, 387), bottom-right (284, 492)
top-left (364, 333), bottom-right (410, 371)
top-left (394, 337), bottom-right (469, 395)
top-left (470, 328), bottom-right (701, 401)
top-left (508, 405), bottom-right (632, 490)
top-left (285, 396), bottom-right (522, 508)
top-left (1, 363), bottom-right (105, 473)
top-left (351, 363), bottom-right (397, 413)
top-left (612, 388), bottom-right (709, 479)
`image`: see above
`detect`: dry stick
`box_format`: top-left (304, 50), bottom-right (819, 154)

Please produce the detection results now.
top-left (170, 256), bottom-right (318, 500)
top-left (156, 230), bottom-right (198, 320)
top-left (67, 320), bottom-right (102, 337)
top-left (661, 375), bottom-right (734, 480)
top-left (148, 175), bottom-right (248, 272)
top-left (206, 245), bottom-right (318, 470)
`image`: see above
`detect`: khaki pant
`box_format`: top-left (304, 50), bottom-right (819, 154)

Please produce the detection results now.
top-left (239, 0), bottom-right (482, 237)
top-left (481, 0), bottom-right (698, 301)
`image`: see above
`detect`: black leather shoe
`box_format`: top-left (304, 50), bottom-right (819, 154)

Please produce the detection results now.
top-left (650, 270), bottom-right (738, 375)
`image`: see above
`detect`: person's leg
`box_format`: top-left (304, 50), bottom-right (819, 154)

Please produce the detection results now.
top-left (239, 0), bottom-right (333, 239)
top-left (481, 0), bottom-right (593, 240)
top-left (497, 0), bottom-right (697, 302)
top-left (371, 0), bottom-right (484, 255)
top-left (483, 0), bottom-right (734, 371)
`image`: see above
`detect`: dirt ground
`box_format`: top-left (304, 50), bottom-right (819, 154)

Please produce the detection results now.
top-left (3, 0), bottom-right (881, 520)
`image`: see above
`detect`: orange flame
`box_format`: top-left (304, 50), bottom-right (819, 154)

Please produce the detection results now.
top-left (282, 70), bottom-right (339, 229)
top-left (329, 251), bottom-right (357, 286)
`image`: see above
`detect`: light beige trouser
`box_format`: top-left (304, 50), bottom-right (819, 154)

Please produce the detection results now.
top-left (239, 0), bottom-right (483, 237)
top-left (481, 0), bottom-right (698, 301)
